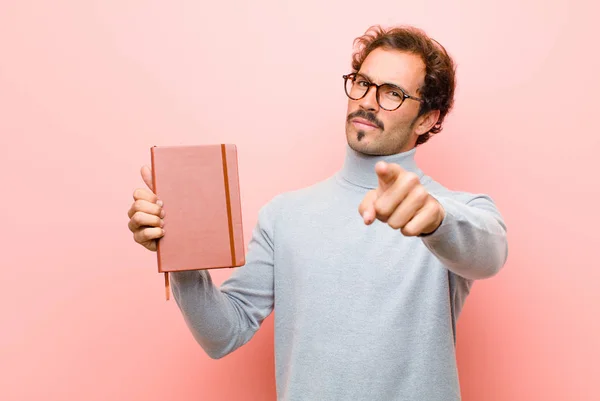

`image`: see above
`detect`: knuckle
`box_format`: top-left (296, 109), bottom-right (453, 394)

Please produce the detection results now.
top-left (133, 188), bottom-right (143, 199)
top-left (137, 228), bottom-right (151, 242)
top-left (401, 226), bottom-right (416, 236)
top-left (416, 187), bottom-right (428, 202)
top-left (406, 173), bottom-right (420, 185)
top-left (389, 220), bottom-right (402, 230)
top-left (132, 211), bottom-right (145, 225)
top-left (375, 199), bottom-right (391, 216)
top-left (375, 208), bottom-right (388, 222)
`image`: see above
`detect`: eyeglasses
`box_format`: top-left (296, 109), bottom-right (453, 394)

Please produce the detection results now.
top-left (342, 73), bottom-right (423, 111)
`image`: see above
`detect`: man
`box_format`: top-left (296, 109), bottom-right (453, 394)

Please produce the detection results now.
top-left (127, 25), bottom-right (508, 401)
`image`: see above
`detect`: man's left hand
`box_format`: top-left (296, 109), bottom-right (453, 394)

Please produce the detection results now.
top-left (358, 161), bottom-right (445, 236)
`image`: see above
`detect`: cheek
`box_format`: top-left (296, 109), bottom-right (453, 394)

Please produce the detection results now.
top-left (383, 111), bottom-right (415, 132)
top-left (346, 100), bottom-right (357, 116)
top-left (378, 112), bottom-right (396, 130)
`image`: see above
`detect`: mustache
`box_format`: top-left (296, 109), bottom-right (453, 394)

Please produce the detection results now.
top-left (347, 110), bottom-right (384, 130)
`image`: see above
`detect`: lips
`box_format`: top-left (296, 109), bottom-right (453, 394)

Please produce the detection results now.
top-left (352, 117), bottom-right (379, 129)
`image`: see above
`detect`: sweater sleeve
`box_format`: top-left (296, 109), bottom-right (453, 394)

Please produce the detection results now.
top-left (420, 193), bottom-right (508, 280)
top-left (168, 198), bottom-right (278, 359)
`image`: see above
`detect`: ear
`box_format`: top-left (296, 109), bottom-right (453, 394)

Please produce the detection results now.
top-left (414, 109), bottom-right (440, 136)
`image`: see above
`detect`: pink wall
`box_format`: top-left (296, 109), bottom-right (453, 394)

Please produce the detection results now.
top-left (1, 1), bottom-right (598, 400)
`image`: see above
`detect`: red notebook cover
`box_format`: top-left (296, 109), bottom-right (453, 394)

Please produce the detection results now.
top-left (150, 144), bottom-right (245, 273)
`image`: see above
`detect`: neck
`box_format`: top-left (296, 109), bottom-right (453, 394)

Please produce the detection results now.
top-left (338, 143), bottom-right (423, 189)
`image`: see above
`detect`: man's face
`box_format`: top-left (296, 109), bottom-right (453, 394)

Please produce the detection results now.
top-left (345, 47), bottom-right (427, 156)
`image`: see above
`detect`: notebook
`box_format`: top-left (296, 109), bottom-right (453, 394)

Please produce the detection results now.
top-left (150, 144), bottom-right (245, 298)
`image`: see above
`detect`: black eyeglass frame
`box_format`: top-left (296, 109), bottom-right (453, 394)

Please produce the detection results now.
top-left (342, 73), bottom-right (423, 111)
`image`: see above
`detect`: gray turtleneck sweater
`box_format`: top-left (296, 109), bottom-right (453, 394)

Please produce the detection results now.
top-left (170, 144), bottom-right (508, 401)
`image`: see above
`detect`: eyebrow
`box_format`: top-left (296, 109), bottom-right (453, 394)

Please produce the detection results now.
top-left (358, 72), bottom-right (412, 95)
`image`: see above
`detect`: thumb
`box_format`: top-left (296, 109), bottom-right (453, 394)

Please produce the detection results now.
top-left (141, 165), bottom-right (154, 191)
top-left (358, 190), bottom-right (378, 225)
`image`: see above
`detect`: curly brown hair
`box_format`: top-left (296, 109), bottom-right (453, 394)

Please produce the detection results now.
top-left (351, 25), bottom-right (456, 146)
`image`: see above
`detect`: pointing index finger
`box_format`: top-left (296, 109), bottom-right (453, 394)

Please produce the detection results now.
top-left (375, 162), bottom-right (404, 191)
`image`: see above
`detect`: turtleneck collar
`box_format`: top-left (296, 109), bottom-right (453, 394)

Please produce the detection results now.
top-left (337, 143), bottom-right (424, 190)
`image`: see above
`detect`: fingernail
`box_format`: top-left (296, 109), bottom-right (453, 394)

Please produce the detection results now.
top-left (157, 199), bottom-right (163, 207)
top-left (160, 209), bottom-right (165, 218)
top-left (160, 219), bottom-right (165, 227)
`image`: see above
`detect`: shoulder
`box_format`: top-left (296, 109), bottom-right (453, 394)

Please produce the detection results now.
top-left (257, 176), bottom-right (336, 220)
top-left (421, 174), bottom-right (500, 208)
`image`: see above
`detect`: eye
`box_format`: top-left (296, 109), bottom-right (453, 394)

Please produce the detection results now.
top-left (356, 79), bottom-right (370, 87)
top-left (384, 89), bottom-right (402, 99)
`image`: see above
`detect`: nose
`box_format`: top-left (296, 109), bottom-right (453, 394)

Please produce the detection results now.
top-left (358, 84), bottom-right (380, 112)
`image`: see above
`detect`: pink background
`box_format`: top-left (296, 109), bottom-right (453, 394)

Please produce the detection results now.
top-left (1, 1), bottom-right (598, 400)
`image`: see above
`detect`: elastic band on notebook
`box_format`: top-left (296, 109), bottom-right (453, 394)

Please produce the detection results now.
top-left (221, 144), bottom-right (236, 266)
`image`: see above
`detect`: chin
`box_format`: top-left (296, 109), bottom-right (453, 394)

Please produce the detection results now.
top-left (346, 135), bottom-right (383, 156)
top-left (348, 135), bottom-right (410, 157)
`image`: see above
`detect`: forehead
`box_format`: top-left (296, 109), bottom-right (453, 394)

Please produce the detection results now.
top-left (358, 47), bottom-right (426, 93)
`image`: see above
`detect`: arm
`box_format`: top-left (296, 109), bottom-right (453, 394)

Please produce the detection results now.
top-left (169, 198), bottom-right (278, 359)
top-left (357, 162), bottom-right (508, 280)
top-left (420, 193), bottom-right (508, 280)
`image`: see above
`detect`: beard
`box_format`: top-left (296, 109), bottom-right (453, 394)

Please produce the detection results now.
top-left (345, 114), bottom-right (419, 156)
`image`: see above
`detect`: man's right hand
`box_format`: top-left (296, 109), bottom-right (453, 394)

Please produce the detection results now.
top-left (127, 165), bottom-right (165, 252)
